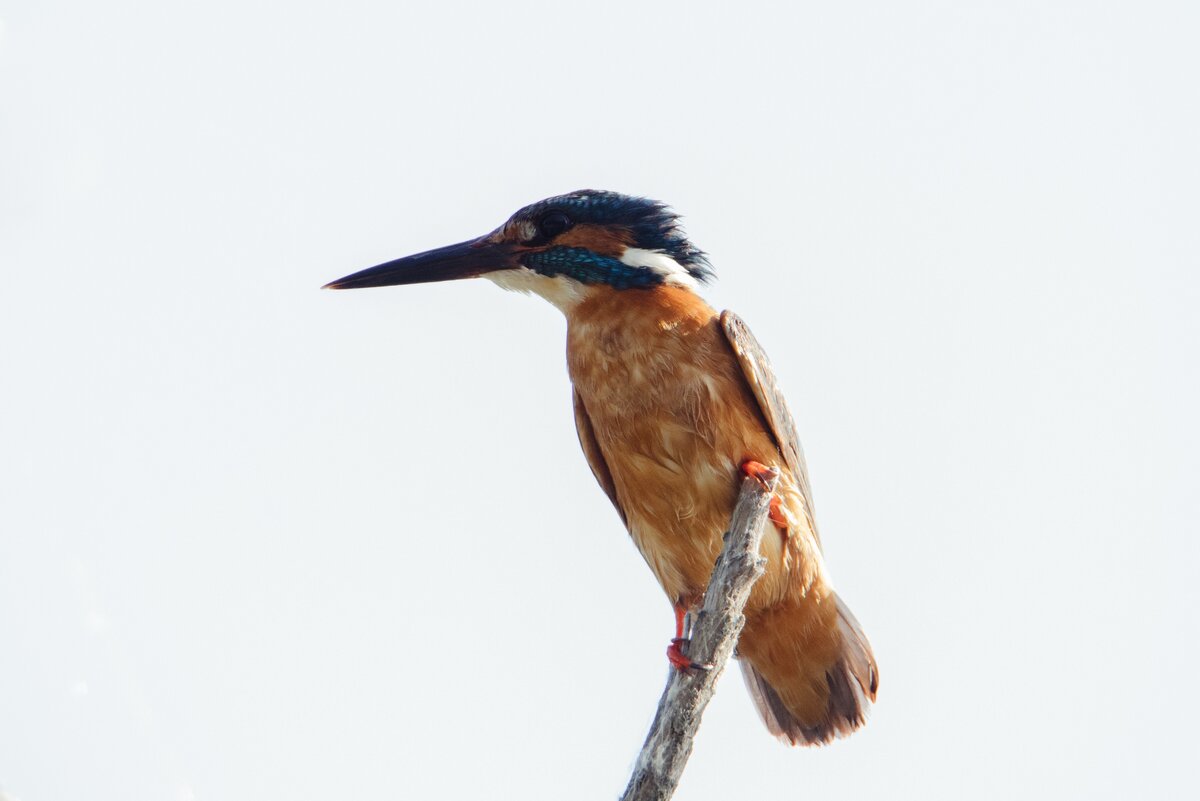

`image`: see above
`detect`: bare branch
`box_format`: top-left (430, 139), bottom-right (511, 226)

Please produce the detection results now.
top-left (620, 469), bottom-right (779, 801)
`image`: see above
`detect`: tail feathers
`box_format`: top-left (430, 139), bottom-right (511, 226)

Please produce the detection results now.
top-left (740, 593), bottom-right (878, 746)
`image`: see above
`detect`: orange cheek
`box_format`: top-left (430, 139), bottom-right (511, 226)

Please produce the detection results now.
top-left (553, 224), bottom-right (633, 258)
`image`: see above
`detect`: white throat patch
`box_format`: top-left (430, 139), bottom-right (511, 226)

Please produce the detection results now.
top-left (485, 268), bottom-right (587, 313)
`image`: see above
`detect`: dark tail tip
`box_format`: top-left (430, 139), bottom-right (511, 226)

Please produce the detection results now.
top-left (741, 593), bottom-right (878, 747)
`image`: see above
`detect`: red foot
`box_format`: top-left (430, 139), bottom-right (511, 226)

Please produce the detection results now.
top-left (740, 459), bottom-right (778, 489)
top-left (667, 638), bottom-right (695, 670)
top-left (667, 638), bottom-right (713, 672)
top-left (744, 460), bottom-right (789, 534)
top-left (667, 603), bottom-right (713, 672)
top-left (768, 495), bottom-right (788, 530)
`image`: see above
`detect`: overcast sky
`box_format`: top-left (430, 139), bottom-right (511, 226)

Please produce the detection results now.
top-left (2, 2), bottom-right (1198, 800)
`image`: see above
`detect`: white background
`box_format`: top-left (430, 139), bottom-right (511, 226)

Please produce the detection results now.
top-left (2, 2), bottom-right (1197, 799)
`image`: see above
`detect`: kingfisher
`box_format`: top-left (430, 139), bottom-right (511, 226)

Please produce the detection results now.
top-left (324, 190), bottom-right (878, 745)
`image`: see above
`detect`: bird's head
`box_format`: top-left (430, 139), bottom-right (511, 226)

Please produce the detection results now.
top-left (324, 190), bottom-right (712, 310)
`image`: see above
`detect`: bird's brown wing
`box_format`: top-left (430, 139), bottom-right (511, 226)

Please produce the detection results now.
top-left (720, 310), bottom-right (821, 548)
top-left (572, 388), bottom-right (627, 526)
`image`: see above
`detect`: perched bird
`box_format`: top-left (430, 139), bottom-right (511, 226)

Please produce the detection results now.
top-left (325, 190), bottom-right (877, 745)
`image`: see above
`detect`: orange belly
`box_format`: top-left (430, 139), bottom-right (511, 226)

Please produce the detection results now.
top-left (565, 285), bottom-right (875, 745)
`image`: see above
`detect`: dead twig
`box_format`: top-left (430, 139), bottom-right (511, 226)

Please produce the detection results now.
top-left (619, 469), bottom-right (778, 801)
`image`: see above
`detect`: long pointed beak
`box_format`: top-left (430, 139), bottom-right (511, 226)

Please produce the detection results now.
top-left (323, 235), bottom-right (517, 290)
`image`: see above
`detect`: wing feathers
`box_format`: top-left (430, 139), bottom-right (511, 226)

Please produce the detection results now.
top-left (572, 389), bottom-right (627, 526)
top-left (720, 310), bottom-right (820, 546)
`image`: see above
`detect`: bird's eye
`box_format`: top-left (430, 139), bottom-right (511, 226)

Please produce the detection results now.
top-left (538, 211), bottom-right (572, 239)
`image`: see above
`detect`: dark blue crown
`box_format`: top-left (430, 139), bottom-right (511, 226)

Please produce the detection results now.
top-left (513, 190), bottom-right (714, 284)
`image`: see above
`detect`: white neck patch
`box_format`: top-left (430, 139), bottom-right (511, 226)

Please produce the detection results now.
top-left (486, 248), bottom-right (700, 313)
top-left (619, 247), bottom-right (701, 290)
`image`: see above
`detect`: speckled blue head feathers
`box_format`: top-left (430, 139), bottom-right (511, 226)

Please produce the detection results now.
top-left (509, 190), bottom-right (714, 285)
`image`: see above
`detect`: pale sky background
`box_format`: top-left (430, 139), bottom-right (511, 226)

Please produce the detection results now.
top-left (2, 2), bottom-right (1198, 800)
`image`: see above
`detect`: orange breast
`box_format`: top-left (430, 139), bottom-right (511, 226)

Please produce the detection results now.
top-left (565, 286), bottom-right (827, 611)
